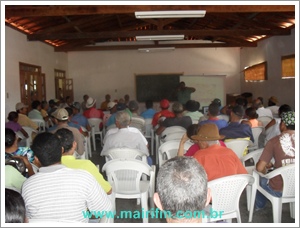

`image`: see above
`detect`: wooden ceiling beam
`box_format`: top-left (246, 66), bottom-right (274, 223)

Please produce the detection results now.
top-left (54, 42), bottom-right (257, 52)
top-left (6, 5), bottom-right (295, 17)
top-left (27, 29), bottom-right (291, 41)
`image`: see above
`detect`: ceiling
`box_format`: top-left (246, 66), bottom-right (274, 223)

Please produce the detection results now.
top-left (5, 5), bottom-right (295, 52)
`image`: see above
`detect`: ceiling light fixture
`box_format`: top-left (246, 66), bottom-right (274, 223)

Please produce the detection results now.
top-left (135, 10), bottom-right (206, 19)
top-left (136, 35), bottom-right (184, 41)
top-left (138, 47), bottom-right (175, 53)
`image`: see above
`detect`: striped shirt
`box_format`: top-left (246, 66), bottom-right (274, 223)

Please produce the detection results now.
top-left (22, 164), bottom-right (112, 223)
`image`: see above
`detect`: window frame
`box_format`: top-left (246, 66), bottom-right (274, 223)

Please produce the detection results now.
top-left (244, 61), bottom-right (267, 82)
top-left (281, 54), bottom-right (295, 79)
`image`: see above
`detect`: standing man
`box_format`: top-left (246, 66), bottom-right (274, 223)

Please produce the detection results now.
top-left (176, 81), bottom-right (196, 106)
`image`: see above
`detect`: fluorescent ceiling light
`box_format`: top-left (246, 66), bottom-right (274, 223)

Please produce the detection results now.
top-left (136, 35), bottom-right (184, 41)
top-left (138, 47), bottom-right (175, 53)
top-left (135, 10), bottom-right (206, 19)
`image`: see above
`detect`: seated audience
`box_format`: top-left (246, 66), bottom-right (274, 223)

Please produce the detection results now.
top-left (219, 105), bottom-right (254, 142)
top-left (71, 102), bottom-right (91, 131)
top-left (101, 110), bottom-right (152, 165)
top-left (155, 102), bottom-right (192, 135)
top-left (255, 111), bottom-right (295, 210)
top-left (152, 99), bottom-right (175, 128)
top-left (83, 96), bottom-right (104, 120)
top-left (192, 123), bottom-right (247, 181)
top-left (5, 188), bottom-right (27, 223)
top-left (266, 96), bottom-right (280, 118)
top-left (154, 156), bottom-right (211, 223)
top-left (28, 100), bottom-right (43, 121)
top-left (100, 94), bottom-right (111, 111)
top-left (22, 132), bottom-right (112, 222)
top-left (5, 112), bottom-right (28, 139)
top-left (49, 108), bottom-right (84, 157)
top-left (140, 100), bottom-right (156, 119)
top-left (55, 128), bottom-right (112, 194)
top-left (81, 94), bottom-right (89, 112)
top-left (242, 107), bottom-right (263, 127)
top-left (105, 101), bottom-right (118, 128)
top-left (16, 102), bottom-right (38, 130)
top-left (252, 98), bottom-right (273, 118)
top-left (199, 103), bottom-right (228, 130)
top-left (178, 124), bottom-right (226, 157)
top-left (184, 100), bottom-right (203, 123)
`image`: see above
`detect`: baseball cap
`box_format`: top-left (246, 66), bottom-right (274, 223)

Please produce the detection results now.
top-left (15, 102), bottom-right (28, 111)
top-left (128, 100), bottom-right (139, 111)
top-left (51, 108), bottom-right (69, 121)
top-left (107, 101), bottom-right (117, 109)
top-left (160, 99), bottom-right (170, 109)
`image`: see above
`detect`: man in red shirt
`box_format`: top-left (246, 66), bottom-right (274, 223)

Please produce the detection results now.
top-left (83, 97), bottom-right (104, 129)
top-left (152, 99), bottom-right (175, 128)
top-left (192, 123), bottom-right (247, 181)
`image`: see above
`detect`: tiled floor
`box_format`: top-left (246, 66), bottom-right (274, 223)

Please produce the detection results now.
top-left (91, 140), bottom-right (295, 223)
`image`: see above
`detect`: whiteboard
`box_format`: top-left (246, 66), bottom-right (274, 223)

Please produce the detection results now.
top-left (180, 75), bottom-right (226, 108)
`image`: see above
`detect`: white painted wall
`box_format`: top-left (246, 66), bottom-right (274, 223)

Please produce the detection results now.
top-left (5, 26), bottom-right (68, 118)
top-left (68, 47), bottom-right (240, 111)
top-left (240, 28), bottom-right (295, 110)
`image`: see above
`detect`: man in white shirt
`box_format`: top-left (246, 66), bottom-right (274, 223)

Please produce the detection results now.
top-left (253, 98), bottom-right (273, 118)
top-left (22, 132), bottom-right (112, 223)
top-left (101, 110), bottom-right (152, 164)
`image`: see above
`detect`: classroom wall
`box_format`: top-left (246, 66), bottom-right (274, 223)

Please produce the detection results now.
top-left (240, 28), bottom-right (295, 110)
top-left (68, 47), bottom-right (240, 111)
top-left (5, 26), bottom-right (68, 118)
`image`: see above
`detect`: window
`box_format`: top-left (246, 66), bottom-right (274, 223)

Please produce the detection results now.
top-left (282, 54), bottom-right (295, 79)
top-left (244, 62), bottom-right (267, 82)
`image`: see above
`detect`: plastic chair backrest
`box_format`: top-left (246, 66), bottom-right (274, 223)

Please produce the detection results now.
top-left (158, 140), bottom-right (192, 167)
top-left (216, 114), bottom-right (229, 122)
top-left (248, 126), bottom-right (264, 149)
top-left (224, 139), bottom-right (250, 159)
top-left (102, 158), bottom-right (151, 194)
top-left (88, 118), bottom-right (102, 132)
top-left (144, 118), bottom-right (153, 138)
top-left (31, 119), bottom-right (46, 132)
top-left (160, 126), bottom-right (186, 143)
top-left (207, 174), bottom-right (254, 222)
top-left (101, 148), bottom-right (147, 163)
top-left (129, 117), bottom-right (145, 133)
top-left (21, 126), bottom-right (38, 147)
top-left (257, 116), bottom-right (273, 127)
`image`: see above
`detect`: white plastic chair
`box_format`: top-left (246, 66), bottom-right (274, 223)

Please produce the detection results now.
top-left (203, 174), bottom-right (254, 223)
top-left (129, 117), bottom-right (145, 133)
top-left (224, 138), bottom-right (250, 160)
top-left (248, 126), bottom-right (264, 152)
top-left (257, 116), bottom-right (273, 128)
top-left (216, 114), bottom-right (229, 122)
top-left (240, 148), bottom-right (264, 211)
top-left (101, 148), bottom-right (148, 164)
top-left (20, 126), bottom-right (38, 147)
top-left (144, 118), bottom-right (154, 155)
top-left (158, 140), bottom-right (193, 167)
top-left (160, 126), bottom-right (186, 144)
top-left (88, 118), bottom-right (103, 151)
top-left (31, 118), bottom-right (46, 132)
top-left (249, 164), bottom-right (295, 223)
top-left (102, 158), bottom-right (155, 223)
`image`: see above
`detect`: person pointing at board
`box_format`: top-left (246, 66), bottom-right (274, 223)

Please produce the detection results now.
top-left (176, 81), bottom-right (196, 107)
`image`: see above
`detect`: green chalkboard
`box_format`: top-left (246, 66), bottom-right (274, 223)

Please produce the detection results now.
top-left (136, 74), bottom-right (181, 102)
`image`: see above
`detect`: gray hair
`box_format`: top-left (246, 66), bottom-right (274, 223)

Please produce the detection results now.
top-left (157, 156), bottom-right (208, 221)
top-left (115, 110), bottom-right (131, 127)
top-left (172, 102), bottom-right (184, 114)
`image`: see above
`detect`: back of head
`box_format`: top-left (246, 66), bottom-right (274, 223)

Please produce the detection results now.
top-left (208, 103), bottom-right (220, 116)
top-left (157, 156), bottom-right (208, 220)
top-left (186, 100), bottom-right (200, 112)
top-left (55, 128), bottom-right (74, 153)
top-left (253, 98), bottom-right (262, 109)
top-left (281, 111), bottom-right (295, 130)
top-left (5, 128), bottom-right (16, 148)
top-left (186, 124), bottom-right (200, 139)
top-left (7, 111), bottom-right (18, 121)
top-left (278, 104), bottom-right (292, 117)
top-left (115, 110), bottom-right (131, 128)
top-left (65, 107), bottom-right (73, 116)
top-left (172, 102), bottom-right (184, 114)
top-left (5, 188), bottom-right (26, 223)
top-left (231, 105), bottom-right (244, 119)
top-left (245, 107), bottom-right (258, 119)
top-left (31, 100), bottom-right (41, 109)
top-left (128, 100), bottom-right (139, 112)
top-left (145, 100), bottom-right (153, 109)
top-left (31, 132), bottom-right (62, 167)
top-left (235, 97), bottom-right (247, 107)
